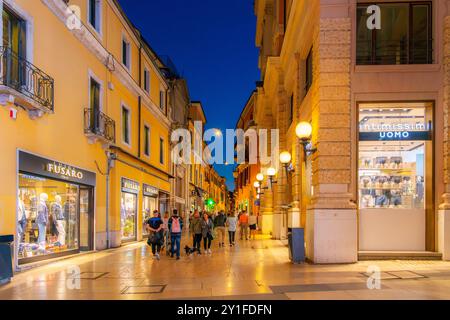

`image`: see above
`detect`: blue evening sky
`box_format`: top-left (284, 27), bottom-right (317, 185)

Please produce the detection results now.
top-left (118, 0), bottom-right (260, 191)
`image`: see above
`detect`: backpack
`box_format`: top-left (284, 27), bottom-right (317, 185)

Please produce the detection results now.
top-left (171, 218), bottom-right (181, 233)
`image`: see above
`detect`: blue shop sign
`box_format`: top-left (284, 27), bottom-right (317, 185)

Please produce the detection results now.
top-left (359, 130), bottom-right (432, 141)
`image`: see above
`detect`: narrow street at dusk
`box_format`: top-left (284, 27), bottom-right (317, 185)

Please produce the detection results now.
top-left (2, 235), bottom-right (450, 300)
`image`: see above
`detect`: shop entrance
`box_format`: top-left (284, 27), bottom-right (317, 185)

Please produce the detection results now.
top-left (358, 102), bottom-right (434, 251)
top-left (17, 151), bottom-right (96, 264)
top-left (121, 178), bottom-right (139, 242)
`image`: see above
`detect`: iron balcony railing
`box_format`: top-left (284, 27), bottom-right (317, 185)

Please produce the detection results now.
top-left (0, 46), bottom-right (54, 112)
top-left (84, 108), bottom-right (116, 144)
top-left (356, 39), bottom-right (433, 65)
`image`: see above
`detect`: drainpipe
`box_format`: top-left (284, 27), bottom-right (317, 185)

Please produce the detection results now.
top-left (105, 151), bottom-right (116, 249)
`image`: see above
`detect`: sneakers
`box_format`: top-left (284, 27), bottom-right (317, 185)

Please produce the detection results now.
top-left (156, 253), bottom-right (160, 260)
top-left (208, 249), bottom-right (212, 254)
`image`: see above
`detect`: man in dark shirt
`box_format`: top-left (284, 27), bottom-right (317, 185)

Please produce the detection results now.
top-left (146, 210), bottom-right (164, 260)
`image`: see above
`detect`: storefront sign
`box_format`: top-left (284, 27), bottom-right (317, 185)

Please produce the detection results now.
top-left (359, 131), bottom-right (432, 141)
top-left (18, 151), bottom-right (96, 186)
top-left (121, 178), bottom-right (140, 194)
top-left (359, 121), bottom-right (432, 141)
top-left (143, 184), bottom-right (158, 197)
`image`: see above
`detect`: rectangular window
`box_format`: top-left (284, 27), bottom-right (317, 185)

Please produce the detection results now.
top-left (159, 137), bottom-right (164, 164)
top-left (122, 37), bottom-right (131, 69)
top-left (122, 106), bottom-right (130, 145)
top-left (89, 77), bottom-right (101, 129)
top-left (88, 0), bottom-right (101, 34)
top-left (144, 68), bottom-right (150, 93)
top-left (288, 93), bottom-right (294, 124)
top-left (305, 48), bottom-right (313, 93)
top-left (144, 125), bottom-right (150, 156)
top-left (356, 2), bottom-right (432, 65)
top-left (159, 90), bottom-right (165, 110)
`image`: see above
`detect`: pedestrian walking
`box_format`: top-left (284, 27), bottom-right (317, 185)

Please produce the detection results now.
top-left (190, 210), bottom-right (203, 254)
top-left (168, 209), bottom-right (183, 260)
top-left (239, 211), bottom-right (249, 240)
top-left (226, 212), bottom-right (237, 246)
top-left (249, 214), bottom-right (258, 240)
top-left (202, 212), bottom-right (214, 254)
top-left (146, 210), bottom-right (164, 260)
top-left (214, 210), bottom-right (227, 247)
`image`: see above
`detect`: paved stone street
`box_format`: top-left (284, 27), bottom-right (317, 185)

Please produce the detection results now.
top-left (1, 235), bottom-right (450, 300)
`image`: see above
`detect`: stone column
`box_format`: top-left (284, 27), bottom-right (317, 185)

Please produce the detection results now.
top-left (272, 68), bottom-right (289, 240)
top-left (439, 15), bottom-right (450, 261)
top-left (288, 53), bottom-right (304, 230)
top-left (305, 17), bottom-right (357, 263)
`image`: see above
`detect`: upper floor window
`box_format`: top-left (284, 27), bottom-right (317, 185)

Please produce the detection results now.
top-left (144, 125), bottom-right (150, 156)
top-left (288, 93), bottom-right (294, 125)
top-left (305, 48), bottom-right (313, 93)
top-left (159, 90), bottom-right (166, 111)
top-left (144, 67), bottom-right (150, 94)
top-left (122, 36), bottom-right (131, 70)
top-left (122, 105), bottom-right (131, 146)
top-left (88, 0), bottom-right (101, 34)
top-left (356, 2), bottom-right (432, 65)
top-left (159, 137), bottom-right (165, 164)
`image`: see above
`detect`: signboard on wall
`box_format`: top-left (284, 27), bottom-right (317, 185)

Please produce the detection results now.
top-left (121, 178), bottom-right (140, 194)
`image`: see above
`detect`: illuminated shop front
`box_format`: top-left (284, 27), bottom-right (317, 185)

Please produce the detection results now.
top-left (17, 151), bottom-right (95, 264)
top-left (121, 178), bottom-right (139, 242)
top-left (358, 102), bottom-right (434, 251)
top-left (142, 184), bottom-right (158, 237)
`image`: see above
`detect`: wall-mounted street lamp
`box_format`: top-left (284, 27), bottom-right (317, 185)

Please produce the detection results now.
top-left (295, 121), bottom-right (317, 162)
top-left (266, 167), bottom-right (277, 188)
top-left (256, 173), bottom-right (264, 182)
top-left (279, 151), bottom-right (294, 176)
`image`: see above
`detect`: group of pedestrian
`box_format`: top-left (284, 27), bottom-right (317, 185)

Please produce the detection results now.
top-left (145, 208), bottom-right (258, 260)
top-left (146, 209), bottom-right (183, 260)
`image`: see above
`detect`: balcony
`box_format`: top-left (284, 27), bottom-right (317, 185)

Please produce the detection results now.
top-left (0, 47), bottom-right (54, 118)
top-left (84, 108), bottom-right (116, 145)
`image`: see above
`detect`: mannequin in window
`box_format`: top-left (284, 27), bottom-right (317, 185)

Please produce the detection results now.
top-left (51, 195), bottom-right (66, 247)
top-left (17, 191), bottom-right (27, 243)
top-left (36, 193), bottom-right (49, 246)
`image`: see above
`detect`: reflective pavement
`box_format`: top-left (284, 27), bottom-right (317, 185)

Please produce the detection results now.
top-left (1, 234), bottom-right (450, 300)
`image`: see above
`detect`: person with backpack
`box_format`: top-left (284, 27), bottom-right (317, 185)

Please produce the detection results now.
top-left (146, 210), bottom-right (164, 260)
top-left (202, 212), bottom-right (214, 254)
top-left (168, 209), bottom-right (183, 260)
top-left (214, 210), bottom-right (227, 247)
top-left (189, 210), bottom-right (203, 254)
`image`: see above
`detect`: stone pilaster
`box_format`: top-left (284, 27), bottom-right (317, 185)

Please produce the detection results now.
top-left (305, 17), bottom-right (357, 263)
top-left (438, 16), bottom-right (450, 260)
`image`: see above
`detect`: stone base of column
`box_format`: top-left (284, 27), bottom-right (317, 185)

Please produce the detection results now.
top-left (438, 210), bottom-right (450, 261)
top-left (272, 213), bottom-right (283, 239)
top-left (288, 205), bottom-right (301, 228)
top-left (261, 214), bottom-right (273, 235)
top-left (305, 208), bottom-right (357, 264)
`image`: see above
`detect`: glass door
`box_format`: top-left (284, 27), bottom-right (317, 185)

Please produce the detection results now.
top-left (121, 192), bottom-right (137, 241)
top-left (79, 187), bottom-right (93, 251)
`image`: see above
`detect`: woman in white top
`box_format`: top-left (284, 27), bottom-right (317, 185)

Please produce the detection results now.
top-left (248, 214), bottom-right (258, 240)
top-left (226, 213), bottom-right (237, 246)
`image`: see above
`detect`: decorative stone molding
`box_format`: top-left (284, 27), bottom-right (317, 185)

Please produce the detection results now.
top-left (441, 16), bottom-right (450, 209)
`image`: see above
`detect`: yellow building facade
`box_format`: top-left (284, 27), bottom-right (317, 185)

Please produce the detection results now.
top-left (0, 0), bottom-right (171, 267)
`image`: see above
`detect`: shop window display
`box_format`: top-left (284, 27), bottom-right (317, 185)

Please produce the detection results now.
top-left (142, 196), bottom-right (157, 236)
top-left (121, 192), bottom-right (137, 240)
top-left (358, 105), bottom-right (430, 210)
top-left (18, 174), bottom-right (79, 260)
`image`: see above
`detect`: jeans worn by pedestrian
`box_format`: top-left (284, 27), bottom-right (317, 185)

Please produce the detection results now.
top-left (171, 233), bottom-right (182, 258)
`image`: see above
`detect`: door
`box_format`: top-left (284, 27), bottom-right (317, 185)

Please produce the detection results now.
top-left (79, 187), bottom-right (93, 251)
top-left (2, 6), bottom-right (26, 88)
